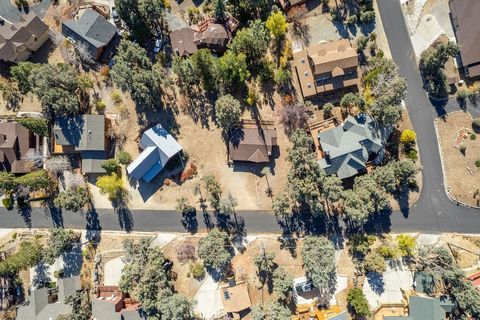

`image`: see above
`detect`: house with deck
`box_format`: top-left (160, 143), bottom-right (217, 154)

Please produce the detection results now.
top-left (0, 122), bottom-right (40, 174)
top-left (292, 39), bottom-right (359, 100)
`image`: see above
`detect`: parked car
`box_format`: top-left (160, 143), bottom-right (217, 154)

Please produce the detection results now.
top-left (111, 7), bottom-right (120, 24)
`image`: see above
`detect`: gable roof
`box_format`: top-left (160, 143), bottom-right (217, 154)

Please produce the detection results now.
top-left (62, 9), bottom-right (117, 49)
top-left (220, 281), bottom-right (252, 313)
top-left (16, 276), bottom-right (81, 320)
top-left (0, 122), bottom-right (35, 173)
top-left (54, 115), bottom-right (105, 152)
top-left (127, 125), bottom-right (182, 182)
top-left (449, 0), bottom-right (480, 77)
top-left (170, 23), bottom-right (230, 56)
top-left (384, 296), bottom-right (446, 320)
top-left (318, 114), bottom-right (382, 179)
top-left (170, 27), bottom-right (198, 56)
top-left (229, 126), bottom-right (278, 163)
top-left (193, 24), bottom-right (229, 49)
top-left (0, 12), bottom-right (49, 62)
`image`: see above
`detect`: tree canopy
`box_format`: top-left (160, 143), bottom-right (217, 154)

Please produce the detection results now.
top-left (215, 94), bottom-right (242, 132)
top-left (43, 228), bottom-right (79, 265)
top-left (198, 229), bottom-right (233, 270)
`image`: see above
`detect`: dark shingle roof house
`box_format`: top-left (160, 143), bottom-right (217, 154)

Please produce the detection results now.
top-left (92, 286), bottom-right (144, 320)
top-left (127, 125), bottom-right (183, 183)
top-left (61, 8), bottom-right (117, 60)
top-left (317, 114), bottom-right (382, 179)
top-left (449, 0), bottom-right (480, 78)
top-left (16, 276), bottom-right (81, 320)
top-left (229, 123), bottom-right (278, 163)
top-left (0, 12), bottom-right (49, 63)
top-left (53, 115), bottom-right (106, 174)
top-left (292, 39), bottom-right (359, 99)
top-left (0, 122), bottom-right (39, 173)
top-left (384, 296), bottom-right (447, 320)
top-left (170, 23), bottom-right (230, 56)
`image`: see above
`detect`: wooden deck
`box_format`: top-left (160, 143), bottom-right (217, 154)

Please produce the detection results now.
top-left (308, 117), bottom-right (338, 160)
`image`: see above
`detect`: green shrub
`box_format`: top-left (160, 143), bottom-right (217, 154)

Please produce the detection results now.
top-left (346, 15), bottom-right (358, 25)
top-left (11, 233), bottom-right (17, 240)
top-left (111, 90), bottom-right (123, 105)
top-left (95, 100), bottom-right (106, 114)
top-left (117, 151), bottom-right (132, 165)
top-left (475, 160), bottom-right (480, 168)
top-left (189, 261), bottom-right (205, 280)
top-left (471, 133), bottom-right (477, 140)
top-left (101, 159), bottom-right (120, 173)
top-left (2, 197), bottom-right (12, 210)
top-left (17, 118), bottom-right (48, 136)
top-left (406, 149), bottom-right (418, 162)
top-left (359, 10), bottom-right (375, 23)
top-left (323, 103), bottom-right (334, 119)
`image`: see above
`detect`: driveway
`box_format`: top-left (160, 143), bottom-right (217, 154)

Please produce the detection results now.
top-left (103, 256), bottom-right (125, 286)
top-left (0, 0), bottom-right (50, 23)
top-left (194, 275), bottom-right (223, 319)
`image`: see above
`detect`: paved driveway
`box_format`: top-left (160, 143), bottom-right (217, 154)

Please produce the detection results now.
top-left (0, 0), bottom-right (50, 23)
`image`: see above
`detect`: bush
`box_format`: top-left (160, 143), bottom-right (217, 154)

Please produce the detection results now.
top-left (359, 10), bottom-right (375, 23)
top-left (406, 149), bottom-right (418, 162)
top-left (111, 90), bottom-right (123, 105)
top-left (356, 35), bottom-right (369, 51)
top-left (473, 118), bottom-right (480, 131)
top-left (189, 262), bottom-right (205, 280)
top-left (2, 197), bottom-right (13, 210)
top-left (376, 245), bottom-right (400, 259)
top-left (95, 100), bottom-right (106, 114)
top-left (471, 133), bottom-right (477, 140)
top-left (347, 288), bottom-right (371, 318)
top-left (180, 163), bottom-right (198, 182)
top-left (346, 15), bottom-right (358, 25)
top-left (363, 252), bottom-right (386, 273)
top-left (400, 129), bottom-right (416, 145)
top-left (117, 151), bottom-right (132, 165)
top-left (17, 118), bottom-right (48, 136)
top-left (323, 103), bottom-right (334, 119)
top-left (101, 159), bottom-right (120, 173)
top-left (397, 234), bottom-right (416, 256)
top-left (475, 160), bottom-right (480, 168)
top-left (459, 143), bottom-right (467, 155)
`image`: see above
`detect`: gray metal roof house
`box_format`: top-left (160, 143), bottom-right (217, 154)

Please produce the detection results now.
top-left (317, 114), bottom-right (382, 179)
top-left (384, 296), bottom-right (447, 320)
top-left (53, 115), bottom-right (106, 174)
top-left (61, 8), bottom-right (117, 60)
top-left (16, 276), bottom-right (81, 320)
top-left (127, 125), bottom-right (183, 183)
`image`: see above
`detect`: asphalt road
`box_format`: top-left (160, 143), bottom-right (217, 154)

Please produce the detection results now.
top-left (0, 0), bottom-right (478, 234)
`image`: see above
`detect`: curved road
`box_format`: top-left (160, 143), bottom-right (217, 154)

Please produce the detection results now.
top-left (0, 0), bottom-right (478, 234)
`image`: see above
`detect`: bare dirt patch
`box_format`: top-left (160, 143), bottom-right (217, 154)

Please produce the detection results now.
top-left (435, 112), bottom-right (480, 206)
top-left (437, 234), bottom-right (480, 269)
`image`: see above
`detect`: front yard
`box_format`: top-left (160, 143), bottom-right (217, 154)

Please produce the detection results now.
top-left (435, 111), bottom-right (480, 206)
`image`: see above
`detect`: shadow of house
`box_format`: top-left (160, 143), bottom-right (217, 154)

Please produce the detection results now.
top-left (127, 124), bottom-right (183, 183)
top-left (16, 276), bottom-right (81, 320)
top-left (53, 115), bottom-right (107, 175)
top-left (316, 114), bottom-right (383, 180)
top-left (61, 8), bottom-right (117, 61)
top-left (92, 286), bottom-right (145, 320)
top-left (0, 12), bottom-right (49, 63)
top-left (0, 122), bottom-right (40, 174)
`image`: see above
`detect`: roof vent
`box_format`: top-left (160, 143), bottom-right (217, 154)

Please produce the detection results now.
top-left (304, 71), bottom-right (308, 77)
top-left (300, 58), bottom-right (305, 64)
top-left (307, 83), bottom-right (312, 88)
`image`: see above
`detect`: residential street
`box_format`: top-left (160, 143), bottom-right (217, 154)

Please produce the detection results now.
top-left (0, 0), bottom-right (478, 235)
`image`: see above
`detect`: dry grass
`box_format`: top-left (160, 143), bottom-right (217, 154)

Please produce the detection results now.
top-left (438, 234), bottom-right (480, 269)
top-left (435, 112), bottom-right (480, 206)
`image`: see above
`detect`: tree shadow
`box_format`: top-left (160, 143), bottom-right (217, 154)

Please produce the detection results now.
top-left (62, 244), bottom-right (83, 277)
top-left (430, 97), bottom-right (448, 117)
top-left (113, 198), bottom-right (134, 232)
top-left (363, 209), bottom-right (392, 235)
top-left (366, 272), bottom-right (385, 295)
top-left (291, 18), bottom-right (311, 47)
top-left (31, 262), bottom-right (51, 288)
top-left (182, 91), bottom-right (214, 129)
top-left (47, 198), bottom-right (64, 228)
top-left (17, 203), bottom-right (32, 228)
top-left (181, 209), bottom-right (198, 234)
top-left (85, 204), bottom-right (102, 243)
top-left (278, 235), bottom-right (297, 258)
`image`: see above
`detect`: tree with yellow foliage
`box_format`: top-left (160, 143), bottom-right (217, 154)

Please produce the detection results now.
top-left (400, 129), bottom-right (416, 145)
top-left (266, 11), bottom-right (287, 41)
top-left (96, 173), bottom-right (125, 201)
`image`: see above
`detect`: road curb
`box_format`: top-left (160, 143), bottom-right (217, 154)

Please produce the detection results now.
top-left (433, 111), bottom-right (480, 211)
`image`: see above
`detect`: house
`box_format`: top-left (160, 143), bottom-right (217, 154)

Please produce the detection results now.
top-left (62, 8), bottom-right (117, 60)
top-left (0, 12), bottom-right (49, 63)
top-left (467, 271), bottom-right (480, 288)
top-left (170, 21), bottom-right (231, 56)
top-left (384, 296), bottom-right (448, 320)
top-left (16, 276), bottom-right (81, 320)
top-left (292, 39), bottom-right (359, 99)
top-left (220, 279), bottom-right (252, 319)
top-left (92, 286), bottom-right (144, 320)
top-left (228, 120), bottom-right (278, 163)
top-left (449, 0), bottom-right (480, 78)
top-left (293, 304), bottom-right (347, 320)
top-left (0, 122), bottom-right (39, 174)
top-left (317, 114), bottom-right (382, 179)
top-left (126, 124), bottom-right (183, 183)
top-left (53, 115), bottom-right (107, 174)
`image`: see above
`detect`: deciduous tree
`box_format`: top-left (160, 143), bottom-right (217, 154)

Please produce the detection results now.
top-left (265, 11), bottom-right (287, 41)
top-left (45, 156), bottom-right (71, 176)
top-left (54, 187), bottom-right (90, 212)
top-left (216, 51), bottom-right (250, 92)
top-left (215, 94), bottom-right (242, 132)
top-left (278, 104), bottom-right (309, 136)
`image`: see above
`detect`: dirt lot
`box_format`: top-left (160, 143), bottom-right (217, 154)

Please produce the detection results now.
top-left (435, 112), bottom-right (480, 206)
top-left (438, 234), bottom-right (480, 269)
